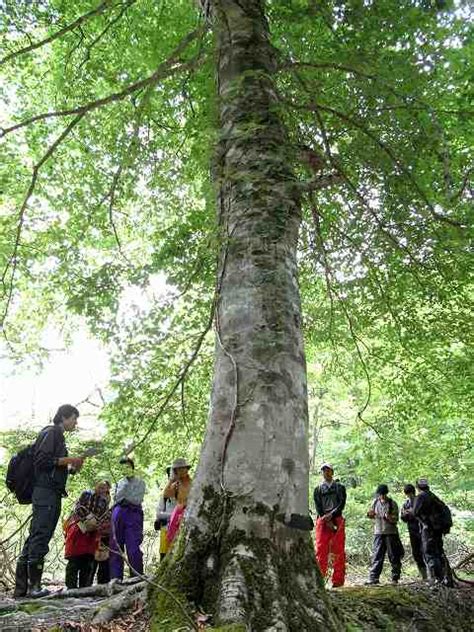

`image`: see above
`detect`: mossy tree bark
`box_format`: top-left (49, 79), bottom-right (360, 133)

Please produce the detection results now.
top-left (153, 1), bottom-right (338, 631)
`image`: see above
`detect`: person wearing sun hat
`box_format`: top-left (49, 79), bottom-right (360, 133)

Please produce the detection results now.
top-left (163, 458), bottom-right (192, 546)
top-left (313, 463), bottom-right (347, 588)
top-left (154, 465), bottom-right (177, 560)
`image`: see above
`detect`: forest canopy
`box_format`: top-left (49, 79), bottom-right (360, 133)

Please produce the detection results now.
top-left (0, 0), bottom-right (472, 569)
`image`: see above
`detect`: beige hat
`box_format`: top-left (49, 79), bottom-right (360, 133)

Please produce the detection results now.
top-left (172, 458), bottom-right (191, 470)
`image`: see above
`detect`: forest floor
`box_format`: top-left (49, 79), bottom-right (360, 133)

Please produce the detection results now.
top-left (0, 571), bottom-right (472, 631)
top-left (0, 577), bottom-right (149, 632)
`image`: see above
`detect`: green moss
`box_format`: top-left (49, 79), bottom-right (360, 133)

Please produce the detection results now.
top-left (17, 602), bottom-right (47, 614)
top-left (150, 492), bottom-right (337, 631)
top-left (331, 585), bottom-right (474, 632)
top-left (150, 585), bottom-right (193, 632)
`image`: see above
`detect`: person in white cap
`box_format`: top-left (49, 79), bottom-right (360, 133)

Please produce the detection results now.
top-left (313, 463), bottom-right (347, 587)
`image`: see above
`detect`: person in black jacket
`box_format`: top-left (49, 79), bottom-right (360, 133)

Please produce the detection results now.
top-left (400, 483), bottom-right (427, 580)
top-left (14, 404), bottom-right (89, 599)
top-left (413, 478), bottom-right (453, 586)
top-left (313, 463), bottom-right (347, 587)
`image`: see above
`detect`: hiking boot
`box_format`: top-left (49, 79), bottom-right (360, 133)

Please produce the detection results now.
top-left (364, 579), bottom-right (380, 585)
top-left (27, 562), bottom-right (50, 599)
top-left (13, 560), bottom-right (28, 599)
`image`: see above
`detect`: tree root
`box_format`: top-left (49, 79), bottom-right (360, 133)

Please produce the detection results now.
top-left (91, 584), bottom-right (147, 625)
top-left (0, 580), bottom-right (148, 630)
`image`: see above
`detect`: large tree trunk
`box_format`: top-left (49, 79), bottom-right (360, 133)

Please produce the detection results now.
top-left (153, 2), bottom-right (338, 629)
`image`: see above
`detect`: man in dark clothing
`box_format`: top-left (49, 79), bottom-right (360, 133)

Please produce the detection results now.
top-left (401, 483), bottom-right (427, 580)
top-left (365, 484), bottom-right (404, 585)
top-left (14, 405), bottom-right (88, 599)
top-left (413, 479), bottom-right (452, 586)
top-left (314, 463), bottom-right (347, 587)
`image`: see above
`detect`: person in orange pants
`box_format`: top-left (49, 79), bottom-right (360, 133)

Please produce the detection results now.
top-left (314, 463), bottom-right (347, 587)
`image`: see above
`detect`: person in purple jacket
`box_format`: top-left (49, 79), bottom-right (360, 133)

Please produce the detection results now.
top-left (109, 457), bottom-right (146, 580)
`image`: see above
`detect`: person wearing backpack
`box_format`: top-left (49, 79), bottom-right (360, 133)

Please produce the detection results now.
top-left (13, 404), bottom-right (88, 599)
top-left (313, 463), bottom-right (347, 588)
top-left (365, 484), bottom-right (404, 585)
top-left (413, 478), bottom-right (453, 586)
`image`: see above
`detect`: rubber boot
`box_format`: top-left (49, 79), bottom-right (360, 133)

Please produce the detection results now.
top-left (13, 559), bottom-right (28, 598)
top-left (27, 561), bottom-right (50, 598)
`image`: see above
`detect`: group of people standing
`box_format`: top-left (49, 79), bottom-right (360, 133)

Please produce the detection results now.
top-left (13, 404), bottom-right (193, 599)
top-left (62, 456), bottom-right (146, 590)
top-left (313, 463), bottom-right (453, 588)
top-left (12, 404), bottom-right (454, 599)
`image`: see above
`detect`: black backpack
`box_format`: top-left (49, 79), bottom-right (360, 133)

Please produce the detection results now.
top-left (5, 443), bottom-right (36, 504)
top-left (429, 494), bottom-right (453, 535)
top-left (5, 426), bottom-right (55, 504)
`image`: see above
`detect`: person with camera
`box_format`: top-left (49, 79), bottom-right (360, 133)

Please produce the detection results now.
top-left (14, 404), bottom-right (92, 599)
top-left (163, 458), bottom-right (192, 546)
top-left (365, 484), bottom-right (404, 585)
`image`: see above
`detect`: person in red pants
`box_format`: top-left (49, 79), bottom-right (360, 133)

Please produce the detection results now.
top-left (314, 463), bottom-right (347, 588)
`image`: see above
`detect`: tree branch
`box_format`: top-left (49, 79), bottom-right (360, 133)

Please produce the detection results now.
top-left (279, 59), bottom-right (379, 82)
top-left (290, 98), bottom-right (462, 228)
top-left (0, 0), bottom-right (132, 67)
top-left (298, 172), bottom-right (343, 192)
top-left (77, 0), bottom-right (137, 71)
top-left (310, 202), bottom-right (380, 436)
top-left (0, 26), bottom-right (207, 138)
top-left (1, 113), bottom-right (86, 328)
top-left (296, 94), bottom-right (429, 281)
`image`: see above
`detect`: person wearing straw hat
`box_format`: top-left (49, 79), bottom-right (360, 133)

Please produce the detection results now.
top-left (164, 458), bottom-right (192, 546)
top-left (154, 465), bottom-right (177, 560)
